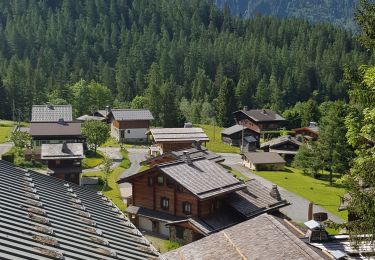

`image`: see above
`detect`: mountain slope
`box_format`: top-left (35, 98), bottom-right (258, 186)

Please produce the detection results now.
top-left (215, 0), bottom-right (358, 30)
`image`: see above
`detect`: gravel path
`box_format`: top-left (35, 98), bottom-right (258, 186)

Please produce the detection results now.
top-left (219, 153), bottom-right (344, 224)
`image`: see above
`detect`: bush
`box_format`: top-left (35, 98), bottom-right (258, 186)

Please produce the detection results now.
top-left (1, 151), bottom-right (14, 163)
top-left (119, 149), bottom-right (131, 169)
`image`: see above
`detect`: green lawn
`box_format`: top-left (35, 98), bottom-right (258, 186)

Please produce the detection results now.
top-left (0, 126), bottom-right (13, 143)
top-left (198, 124), bottom-right (240, 153)
top-left (101, 137), bottom-right (121, 147)
top-left (82, 150), bottom-right (104, 169)
top-left (254, 167), bottom-right (348, 220)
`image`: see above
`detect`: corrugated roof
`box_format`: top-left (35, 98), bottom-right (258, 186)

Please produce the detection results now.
top-left (234, 109), bottom-right (285, 122)
top-left (242, 152), bottom-right (286, 164)
top-left (30, 122), bottom-right (82, 137)
top-left (149, 128), bottom-right (209, 142)
top-left (111, 109), bottom-right (154, 121)
top-left (31, 105), bottom-right (73, 122)
top-left (261, 135), bottom-right (302, 149)
top-left (0, 160), bottom-right (159, 260)
top-left (163, 214), bottom-right (323, 260)
top-left (41, 143), bottom-right (85, 160)
top-left (159, 158), bottom-right (245, 199)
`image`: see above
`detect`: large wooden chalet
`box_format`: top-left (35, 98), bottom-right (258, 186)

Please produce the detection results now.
top-left (221, 124), bottom-right (260, 149)
top-left (108, 109), bottom-right (154, 143)
top-left (118, 154), bottom-right (288, 245)
top-left (233, 107), bottom-right (286, 133)
top-left (147, 127), bottom-right (209, 155)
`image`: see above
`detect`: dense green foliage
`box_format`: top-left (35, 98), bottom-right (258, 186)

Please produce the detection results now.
top-left (0, 0), bottom-right (372, 126)
top-left (81, 120), bottom-right (110, 152)
top-left (215, 0), bottom-right (358, 31)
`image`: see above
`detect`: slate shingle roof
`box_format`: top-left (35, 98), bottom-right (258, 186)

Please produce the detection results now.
top-left (31, 105), bottom-right (73, 122)
top-left (234, 108), bottom-right (285, 122)
top-left (111, 109), bottom-right (154, 121)
top-left (260, 135), bottom-right (302, 149)
top-left (163, 214), bottom-right (323, 260)
top-left (41, 143), bottom-right (85, 160)
top-left (148, 128), bottom-right (209, 142)
top-left (242, 152), bottom-right (286, 164)
top-left (0, 160), bottom-right (159, 260)
top-left (30, 122), bottom-right (82, 137)
top-left (220, 124), bottom-right (245, 135)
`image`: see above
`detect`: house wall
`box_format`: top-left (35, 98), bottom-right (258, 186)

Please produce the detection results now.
top-left (242, 158), bottom-right (285, 171)
top-left (169, 224), bottom-right (203, 245)
top-left (132, 174), bottom-right (154, 209)
top-left (111, 120), bottom-right (150, 143)
top-left (160, 142), bottom-right (194, 154)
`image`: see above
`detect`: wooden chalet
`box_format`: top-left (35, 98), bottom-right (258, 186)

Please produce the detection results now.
top-left (293, 122), bottom-right (319, 141)
top-left (147, 127), bottom-right (209, 155)
top-left (221, 124), bottom-right (260, 149)
top-left (232, 107), bottom-right (286, 133)
top-left (108, 109), bottom-right (154, 143)
top-left (260, 135), bottom-right (302, 163)
top-left (141, 142), bottom-right (223, 167)
top-left (41, 142), bottom-right (85, 185)
top-left (242, 152), bottom-right (286, 171)
top-left (118, 155), bottom-right (289, 245)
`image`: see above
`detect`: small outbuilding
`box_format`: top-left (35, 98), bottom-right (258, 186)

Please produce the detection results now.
top-left (221, 124), bottom-right (260, 147)
top-left (242, 152), bottom-right (286, 171)
top-left (260, 135), bottom-right (302, 163)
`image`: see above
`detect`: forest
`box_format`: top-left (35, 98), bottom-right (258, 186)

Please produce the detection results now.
top-left (0, 0), bottom-right (373, 127)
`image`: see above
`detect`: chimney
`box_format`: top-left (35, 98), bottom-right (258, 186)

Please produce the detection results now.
top-left (105, 105), bottom-right (111, 113)
top-left (184, 122), bottom-right (192, 128)
top-left (262, 109), bottom-right (267, 114)
top-left (57, 118), bottom-right (65, 125)
top-left (62, 142), bottom-right (69, 153)
top-left (243, 106), bottom-right (248, 111)
top-left (308, 202), bottom-right (313, 221)
top-left (183, 151), bottom-right (192, 165)
top-left (46, 103), bottom-right (54, 110)
top-left (270, 185), bottom-right (282, 201)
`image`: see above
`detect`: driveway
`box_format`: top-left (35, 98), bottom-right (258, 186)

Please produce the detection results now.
top-left (219, 153), bottom-right (344, 224)
top-left (0, 142), bottom-right (13, 158)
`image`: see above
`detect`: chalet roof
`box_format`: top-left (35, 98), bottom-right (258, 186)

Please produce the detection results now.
top-left (163, 214), bottom-right (323, 260)
top-left (148, 128), bottom-right (209, 143)
top-left (30, 122), bottom-right (82, 137)
top-left (242, 152), bottom-right (286, 164)
top-left (111, 109), bottom-right (154, 121)
top-left (0, 160), bottom-right (159, 260)
top-left (76, 115), bottom-right (105, 121)
top-left (244, 135), bottom-right (257, 143)
top-left (260, 135), bottom-right (302, 149)
top-left (293, 122), bottom-right (319, 134)
top-left (126, 205), bottom-right (185, 222)
top-left (226, 179), bottom-right (289, 218)
top-left (120, 157), bottom-right (245, 200)
top-left (31, 105), bottom-right (73, 122)
top-left (170, 146), bottom-right (223, 163)
top-left (166, 218), bottom-right (213, 236)
top-left (41, 143), bottom-right (85, 160)
top-left (234, 108), bottom-right (285, 122)
top-left (221, 124), bottom-right (245, 135)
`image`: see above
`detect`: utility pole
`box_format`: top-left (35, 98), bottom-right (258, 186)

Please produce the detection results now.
top-left (241, 123), bottom-right (244, 153)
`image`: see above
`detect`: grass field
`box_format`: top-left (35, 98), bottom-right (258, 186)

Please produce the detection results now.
top-left (82, 150), bottom-right (104, 169)
top-left (0, 126), bottom-right (13, 143)
top-left (254, 167), bottom-right (348, 220)
top-left (198, 124), bottom-right (240, 153)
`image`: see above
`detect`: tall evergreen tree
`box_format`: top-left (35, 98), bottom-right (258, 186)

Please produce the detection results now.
top-left (216, 77), bottom-right (237, 127)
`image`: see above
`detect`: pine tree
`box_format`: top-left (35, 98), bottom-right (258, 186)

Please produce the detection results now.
top-left (216, 77), bottom-right (237, 127)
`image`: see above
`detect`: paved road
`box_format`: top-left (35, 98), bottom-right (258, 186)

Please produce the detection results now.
top-left (219, 153), bottom-right (344, 224)
top-left (0, 142), bottom-right (13, 158)
top-left (119, 148), bottom-right (148, 201)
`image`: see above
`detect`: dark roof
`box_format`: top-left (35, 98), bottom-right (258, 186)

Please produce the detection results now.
top-left (226, 179), bottom-right (289, 218)
top-left (111, 109), bottom-right (154, 121)
top-left (166, 218), bottom-right (213, 236)
top-left (31, 105), bottom-right (73, 122)
top-left (0, 160), bottom-right (159, 260)
top-left (126, 205), bottom-right (185, 223)
top-left (260, 135), bottom-right (302, 149)
top-left (76, 115), bottom-right (106, 121)
top-left (234, 109), bottom-right (285, 122)
top-left (41, 143), bottom-right (85, 160)
top-left (30, 122), bottom-right (82, 137)
top-left (120, 157), bottom-right (245, 200)
top-left (148, 128), bottom-right (209, 142)
top-left (242, 152), bottom-right (286, 164)
top-left (170, 146), bottom-right (223, 163)
top-left (221, 124), bottom-right (245, 135)
top-left (244, 135), bottom-right (257, 143)
top-left (163, 214), bottom-right (323, 260)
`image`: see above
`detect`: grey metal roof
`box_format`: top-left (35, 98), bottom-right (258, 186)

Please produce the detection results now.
top-left (163, 214), bottom-right (323, 260)
top-left (261, 135), bottom-right (302, 149)
top-left (242, 152), bottom-right (286, 164)
top-left (234, 109), bottom-right (285, 122)
top-left (0, 160), bottom-right (159, 260)
top-left (220, 124), bottom-right (244, 135)
top-left (171, 147), bottom-right (223, 163)
top-left (32, 105), bottom-right (73, 122)
top-left (126, 205), bottom-right (186, 223)
top-left (226, 179), bottom-right (289, 218)
top-left (159, 158), bottom-right (245, 199)
top-left (111, 109), bottom-right (154, 121)
top-left (41, 143), bottom-right (85, 160)
top-left (30, 122), bottom-right (82, 137)
top-left (76, 115), bottom-right (106, 121)
top-left (244, 135), bottom-right (257, 143)
top-left (148, 128), bottom-right (209, 142)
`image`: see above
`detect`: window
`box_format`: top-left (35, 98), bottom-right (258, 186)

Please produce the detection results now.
top-left (120, 130), bottom-right (125, 138)
top-left (175, 226), bottom-right (184, 239)
top-left (157, 175), bottom-right (164, 185)
top-left (166, 177), bottom-right (174, 188)
top-left (127, 129), bottom-right (130, 134)
top-left (161, 197), bottom-right (169, 210)
top-left (183, 202), bottom-right (192, 215)
top-left (147, 176), bottom-right (153, 187)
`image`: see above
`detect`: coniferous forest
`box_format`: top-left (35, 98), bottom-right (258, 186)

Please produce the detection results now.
top-left (0, 0), bottom-right (373, 127)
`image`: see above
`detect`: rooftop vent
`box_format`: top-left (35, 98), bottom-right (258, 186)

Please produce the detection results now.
top-left (243, 106), bottom-right (248, 111)
top-left (183, 151), bottom-right (192, 165)
top-left (270, 185), bottom-right (282, 201)
top-left (46, 103), bottom-right (54, 110)
top-left (62, 142), bottom-right (70, 153)
top-left (184, 122), bottom-right (193, 128)
top-left (57, 118), bottom-right (65, 125)
top-left (262, 109), bottom-right (268, 115)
